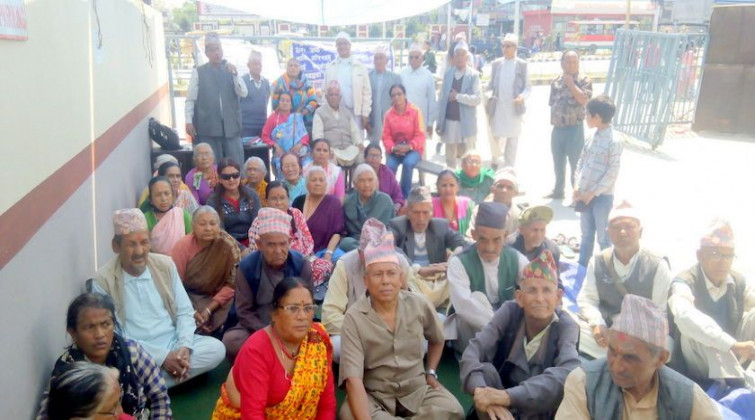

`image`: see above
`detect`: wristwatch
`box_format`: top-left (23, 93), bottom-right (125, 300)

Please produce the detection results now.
top-left (426, 369), bottom-right (438, 379)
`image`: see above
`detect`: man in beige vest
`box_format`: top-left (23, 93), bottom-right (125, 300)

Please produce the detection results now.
top-left (91, 208), bottom-right (225, 388)
top-left (321, 218), bottom-right (415, 362)
top-left (312, 80), bottom-right (363, 167)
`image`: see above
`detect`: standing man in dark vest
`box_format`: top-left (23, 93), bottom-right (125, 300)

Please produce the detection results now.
top-left (668, 219), bottom-right (755, 387)
top-left (556, 295), bottom-right (721, 419)
top-left (461, 250), bottom-right (580, 420)
top-left (239, 50), bottom-right (270, 138)
top-left (576, 201), bottom-right (671, 359)
top-left (221, 208), bottom-right (312, 361)
top-left (448, 202), bottom-right (529, 353)
top-left (185, 32), bottom-right (248, 165)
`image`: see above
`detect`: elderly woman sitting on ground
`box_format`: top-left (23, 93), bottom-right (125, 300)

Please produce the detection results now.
top-left (340, 163), bottom-right (395, 252)
top-left (171, 206), bottom-right (240, 335)
top-left (292, 166), bottom-right (346, 263)
top-left (142, 176), bottom-right (193, 255)
top-left (456, 150), bottom-right (495, 204)
top-left (139, 156), bottom-right (199, 214)
top-left (45, 362), bottom-right (128, 420)
top-left (185, 143), bottom-right (218, 205)
top-left (242, 156), bottom-right (268, 207)
top-left (38, 293), bottom-right (171, 419)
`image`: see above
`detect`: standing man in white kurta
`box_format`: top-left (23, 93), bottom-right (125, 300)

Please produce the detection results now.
top-left (325, 32), bottom-right (372, 136)
top-left (487, 34), bottom-right (530, 169)
top-left (401, 43), bottom-right (438, 140)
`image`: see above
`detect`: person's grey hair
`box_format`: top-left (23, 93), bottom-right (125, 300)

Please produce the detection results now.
top-left (192, 205), bottom-right (219, 221)
top-left (245, 156), bottom-right (267, 176)
top-left (154, 154), bottom-right (179, 172)
top-left (247, 49), bottom-right (262, 63)
top-left (46, 362), bottom-right (119, 420)
top-left (353, 163), bottom-right (377, 182)
top-left (193, 143), bottom-right (214, 159)
top-left (305, 165), bottom-right (327, 180)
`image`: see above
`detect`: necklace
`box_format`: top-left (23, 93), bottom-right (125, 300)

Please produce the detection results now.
top-left (272, 328), bottom-right (300, 360)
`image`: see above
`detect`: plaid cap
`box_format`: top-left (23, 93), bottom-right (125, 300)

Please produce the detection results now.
top-left (519, 205), bottom-right (553, 226)
top-left (611, 295), bottom-right (668, 349)
top-left (113, 209), bottom-right (148, 235)
top-left (359, 218), bottom-right (387, 251)
top-left (700, 218), bottom-right (734, 249)
top-left (608, 200), bottom-right (641, 224)
top-left (255, 208), bottom-right (292, 236)
top-left (520, 250), bottom-right (558, 285)
top-left (363, 231), bottom-right (399, 267)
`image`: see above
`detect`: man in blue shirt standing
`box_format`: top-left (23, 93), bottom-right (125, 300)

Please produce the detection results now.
top-left (91, 208), bottom-right (225, 387)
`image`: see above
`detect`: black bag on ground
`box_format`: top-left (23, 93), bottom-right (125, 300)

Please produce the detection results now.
top-left (148, 118), bottom-right (181, 150)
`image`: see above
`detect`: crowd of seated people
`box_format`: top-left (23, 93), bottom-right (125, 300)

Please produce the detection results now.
top-left (37, 32), bottom-right (755, 420)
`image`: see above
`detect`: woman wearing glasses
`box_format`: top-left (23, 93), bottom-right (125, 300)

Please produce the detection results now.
top-left (212, 277), bottom-right (335, 419)
top-left (207, 158), bottom-right (262, 248)
top-left (37, 293), bottom-right (171, 419)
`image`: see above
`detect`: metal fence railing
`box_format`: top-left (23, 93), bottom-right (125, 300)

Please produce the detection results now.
top-left (604, 30), bottom-right (708, 148)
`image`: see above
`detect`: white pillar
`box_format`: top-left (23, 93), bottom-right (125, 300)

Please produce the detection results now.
top-left (514, 0), bottom-right (521, 37)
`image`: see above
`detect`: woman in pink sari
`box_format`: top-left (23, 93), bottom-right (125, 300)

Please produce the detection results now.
top-left (302, 138), bottom-right (345, 200)
top-left (142, 176), bottom-right (192, 254)
top-left (432, 169), bottom-right (475, 235)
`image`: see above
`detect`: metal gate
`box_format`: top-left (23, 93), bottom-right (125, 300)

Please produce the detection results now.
top-left (604, 30), bottom-right (708, 148)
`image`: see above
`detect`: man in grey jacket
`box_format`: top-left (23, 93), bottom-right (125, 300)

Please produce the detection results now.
top-left (185, 32), bottom-right (248, 164)
top-left (389, 186), bottom-right (469, 312)
top-left (461, 250), bottom-right (580, 419)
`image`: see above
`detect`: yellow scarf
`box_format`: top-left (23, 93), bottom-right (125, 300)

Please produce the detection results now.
top-left (265, 323), bottom-right (330, 419)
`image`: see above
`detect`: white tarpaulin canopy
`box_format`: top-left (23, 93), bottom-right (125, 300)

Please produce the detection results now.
top-left (200, 0), bottom-right (451, 26)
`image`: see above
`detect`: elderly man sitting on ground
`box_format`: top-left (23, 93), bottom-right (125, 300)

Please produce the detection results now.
top-left (91, 209), bottom-right (225, 388)
top-left (448, 202), bottom-right (530, 353)
top-left (511, 205), bottom-right (561, 265)
top-left (322, 218), bottom-right (416, 363)
top-left (556, 295), bottom-right (721, 419)
top-left (576, 201), bottom-right (671, 359)
top-left (467, 168), bottom-right (522, 241)
top-left (339, 229), bottom-right (465, 420)
top-left (222, 207), bottom-right (313, 361)
top-left (461, 250), bottom-right (580, 420)
top-left (389, 186), bottom-right (469, 315)
top-left (668, 218), bottom-right (755, 389)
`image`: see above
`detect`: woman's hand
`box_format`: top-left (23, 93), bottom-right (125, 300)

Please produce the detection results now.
top-left (274, 145), bottom-right (285, 158)
top-left (291, 143), bottom-right (302, 155)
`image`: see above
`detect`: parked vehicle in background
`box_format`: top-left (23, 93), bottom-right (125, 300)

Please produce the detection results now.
top-left (564, 20), bottom-right (639, 54)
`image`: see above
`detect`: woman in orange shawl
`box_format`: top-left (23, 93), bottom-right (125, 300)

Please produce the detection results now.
top-left (211, 277), bottom-right (335, 419)
top-left (171, 205), bottom-right (240, 334)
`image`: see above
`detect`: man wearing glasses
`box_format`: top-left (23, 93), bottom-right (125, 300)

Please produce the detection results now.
top-left (668, 219), bottom-right (755, 388)
top-left (576, 201), bottom-right (671, 359)
top-left (222, 208), bottom-right (313, 361)
top-left (401, 43), bottom-right (437, 141)
top-left (487, 34), bottom-right (530, 169)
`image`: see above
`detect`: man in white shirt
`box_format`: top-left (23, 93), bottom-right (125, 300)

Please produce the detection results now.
top-left (576, 201), bottom-right (671, 359)
top-left (448, 202), bottom-right (529, 353)
top-left (91, 209), bottom-right (225, 388)
top-left (401, 43), bottom-right (437, 138)
top-left (325, 32), bottom-right (372, 133)
top-left (668, 219), bottom-right (755, 387)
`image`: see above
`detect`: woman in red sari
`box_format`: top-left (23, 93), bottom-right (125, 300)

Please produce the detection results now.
top-left (171, 206), bottom-right (240, 334)
top-left (212, 277), bottom-right (335, 419)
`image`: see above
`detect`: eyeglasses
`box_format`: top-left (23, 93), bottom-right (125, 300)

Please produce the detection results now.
top-left (706, 250), bottom-right (736, 262)
top-left (278, 304), bottom-right (316, 315)
top-left (246, 166), bottom-right (262, 173)
top-left (463, 160), bottom-right (481, 166)
top-left (220, 172), bottom-right (241, 180)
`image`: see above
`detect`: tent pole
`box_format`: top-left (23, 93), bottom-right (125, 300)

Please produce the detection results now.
top-left (446, 3), bottom-right (451, 51)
